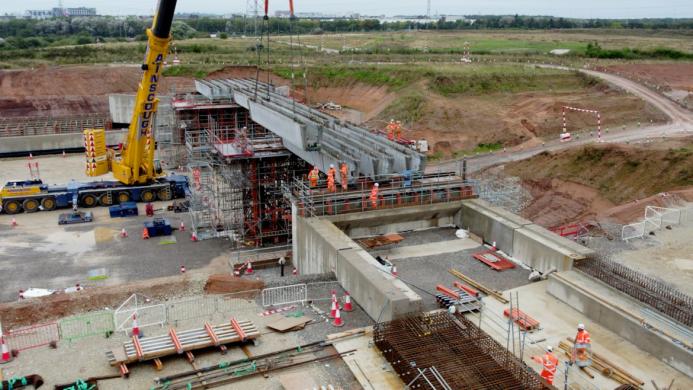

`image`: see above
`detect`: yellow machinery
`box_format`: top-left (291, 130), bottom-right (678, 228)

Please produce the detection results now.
top-left (88, 0), bottom-right (178, 185)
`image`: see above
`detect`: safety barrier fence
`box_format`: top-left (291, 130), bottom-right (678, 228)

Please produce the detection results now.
top-left (622, 205), bottom-right (686, 241)
top-left (58, 311), bottom-right (115, 343)
top-left (2, 283), bottom-right (336, 350)
top-left (5, 322), bottom-right (59, 352)
top-left (576, 257), bottom-right (693, 327)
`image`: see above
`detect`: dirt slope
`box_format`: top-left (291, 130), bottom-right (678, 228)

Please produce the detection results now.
top-left (0, 65), bottom-right (195, 117)
top-left (505, 138), bottom-right (693, 226)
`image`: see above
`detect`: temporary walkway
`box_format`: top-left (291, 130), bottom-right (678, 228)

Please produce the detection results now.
top-left (194, 78), bottom-right (426, 179)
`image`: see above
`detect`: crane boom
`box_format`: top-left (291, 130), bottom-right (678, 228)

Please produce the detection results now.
top-left (109, 0), bottom-right (178, 185)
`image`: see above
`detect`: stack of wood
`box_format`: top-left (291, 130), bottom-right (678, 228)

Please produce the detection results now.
top-left (448, 268), bottom-right (509, 303)
top-left (558, 339), bottom-right (644, 388)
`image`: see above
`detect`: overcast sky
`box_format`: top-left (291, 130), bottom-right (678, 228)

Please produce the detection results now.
top-left (4, 0), bottom-right (693, 19)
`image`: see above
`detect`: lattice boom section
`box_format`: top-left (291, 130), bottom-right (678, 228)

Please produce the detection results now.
top-left (374, 311), bottom-right (547, 390)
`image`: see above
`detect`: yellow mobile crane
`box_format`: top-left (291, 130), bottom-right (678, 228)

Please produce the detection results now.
top-left (0, 0), bottom-right (188, 215)
top-left (101, 0), bottom-right (178, 185)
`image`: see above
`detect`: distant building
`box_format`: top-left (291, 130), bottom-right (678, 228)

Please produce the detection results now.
top-left (25, 7), bottom-right (96, 19)
top-left (25, 10), bottom-right (54, 19)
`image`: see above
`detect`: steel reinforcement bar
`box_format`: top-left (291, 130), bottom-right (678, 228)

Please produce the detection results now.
top-left (575, 257), bottom-right (693, 327)
top-left (373, 311), bottom-right (548, 390)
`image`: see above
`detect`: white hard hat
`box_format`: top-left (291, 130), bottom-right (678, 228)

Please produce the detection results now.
top-left (546, 346), bottom-right (553, 352)
top-left (330, 164), bottom-right (334, 168)
top-left (374, 183), bottom-right (379, 187)
top-left (578, 323), bottom-right (585, 330)
top-left (390, 118), bottom-right (394, 121)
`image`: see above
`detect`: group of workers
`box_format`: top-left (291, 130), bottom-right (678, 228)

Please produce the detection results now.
top-left (386, 119), bottom-right (403, 141)
top-left (532, 323), bottom-right (592, 385)
top-left (307, 163), bottom-right (381, 209)
top-left (308, 163), bottom-right (348, 192)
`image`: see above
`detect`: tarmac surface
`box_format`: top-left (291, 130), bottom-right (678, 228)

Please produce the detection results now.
top-left (0, 204), bottom-right (229, 303)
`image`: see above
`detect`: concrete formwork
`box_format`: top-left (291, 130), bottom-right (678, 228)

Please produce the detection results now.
top-left (548, 271), bottom-right (693, 377)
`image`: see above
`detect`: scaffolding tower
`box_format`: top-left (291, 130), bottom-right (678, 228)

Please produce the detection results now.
top-left (173, 97), bottom-right (309, 246)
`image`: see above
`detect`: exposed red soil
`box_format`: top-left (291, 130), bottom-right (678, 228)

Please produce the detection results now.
top-left (602, 63), bottom-right (693, 91)
top-left (0, 65), bottom-right (195, 118)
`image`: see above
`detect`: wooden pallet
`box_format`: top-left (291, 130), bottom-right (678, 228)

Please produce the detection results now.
top-left (106, 319), bottom-right (259, 375)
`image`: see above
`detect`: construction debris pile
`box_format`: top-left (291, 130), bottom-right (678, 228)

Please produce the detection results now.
top-left (373, 311), bottom-right (548, 390)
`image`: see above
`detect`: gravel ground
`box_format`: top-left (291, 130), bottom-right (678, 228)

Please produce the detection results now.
top-left (361, 226), bottom-right (460, 249)
top-left (391, 246), bottom-right (532, 311)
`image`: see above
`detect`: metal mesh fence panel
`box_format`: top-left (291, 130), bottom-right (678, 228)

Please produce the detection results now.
top-left (58, 311), bottom-right (115, 342)
top-left (166, 296), bottom-right (218, 324)
top-left (262, 284), bottom-right (307, 307)
top-left (6, 322), bottom-right (59, 351)
top-left (576, 257), bottom-right (693, 327)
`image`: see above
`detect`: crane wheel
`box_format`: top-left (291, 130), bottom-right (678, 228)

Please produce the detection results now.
top-left (23, 199), bottom-right (40, 213)
top-left (99, 193), bottom-right (113, 206)
top-left (117, 191), bottom-right (131, 204)
top-left (81, 194), bottom-right (97, 208)
top-left (141, 190), bottom-right (155, 202)
top-left (158, 188), bottom-right (172, 201)
top-left (41, 197), bottom-right (56, 211)
top-left (3, 200), bottom-right (22, 214)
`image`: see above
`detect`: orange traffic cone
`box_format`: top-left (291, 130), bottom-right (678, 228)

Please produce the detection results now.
top-left (332, 307), bottom-right (344, 327)
top-left (343, 291), bottom-right (354, 312)
top-left (11, 218), bottom-right (17, 228)
top-left (180, 265), bottom-right (186, 274)
top-left (191, 232), bottom-right (198, 242)
top-left (18, 290), bottom-right (24, 300)
top-left (142, 228), bottom-right (150, 240)
top-left (62, 150), bottom-right (66, 158)
top-left (120, 228), bottom-right (128, 238)
top-left (329, 300), bottom-right (337, 319)
top-left (131, 314), bottom-right (140, 338)
top-left (246, 261), bottom-right (253, 274)
top-left (1, 326), bottom-right (11, 363)
top-left (391, 265), bottom-right (398, 277)
top-left (75, 283), bottom-right (82, 291)
top-left (28, 153), bottom-right (33, 160)
top-left (180, 221), bottom-right (185, 231)
top-left (292, 268), bottom-right (298, 276)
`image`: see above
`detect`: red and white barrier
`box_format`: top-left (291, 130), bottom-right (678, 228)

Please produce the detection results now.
top-left (562, 105), bottom-right (602, 142)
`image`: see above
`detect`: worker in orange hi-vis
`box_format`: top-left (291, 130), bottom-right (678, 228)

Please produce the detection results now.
top-left (308, 166), bottom-right (320, 188)
top-left (394, 120), bottom-right (403, 140)
top-left (327, 164), bottom-right (337, 192)
top-left (339, 162), bottom-right (348, 191)
top-left (572, 323), bottom-right (592, 368)
top-left (387, 119), bottom-right (396, 140)
top-left (324, 165), bottom-right (334, 192)
top-left (370, 182), bottom-right (380, 208)
top-left (532, 346), bottom-right (559, 385)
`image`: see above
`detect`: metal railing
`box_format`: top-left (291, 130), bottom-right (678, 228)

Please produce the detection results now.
top-left (286, 171), bottom-right (477, 218)
top-left (576, 257), bottom-right (693, 327)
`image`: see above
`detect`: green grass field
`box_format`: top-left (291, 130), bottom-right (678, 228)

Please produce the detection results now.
top-left (1, 29), bottom-right (691, 69)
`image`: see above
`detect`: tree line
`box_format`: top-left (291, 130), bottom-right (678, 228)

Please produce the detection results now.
top-left (1, 15), bottom-right (691, 51)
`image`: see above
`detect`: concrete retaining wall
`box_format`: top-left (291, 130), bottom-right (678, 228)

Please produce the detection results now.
top-left (454, 199), bottom-right (593, 272)
top-left (548, 272), bottom-right (692, 376)
top-left (0, 130), bottom-right (127, 155)
top-left (293, 209), bottom-right (423, 322)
